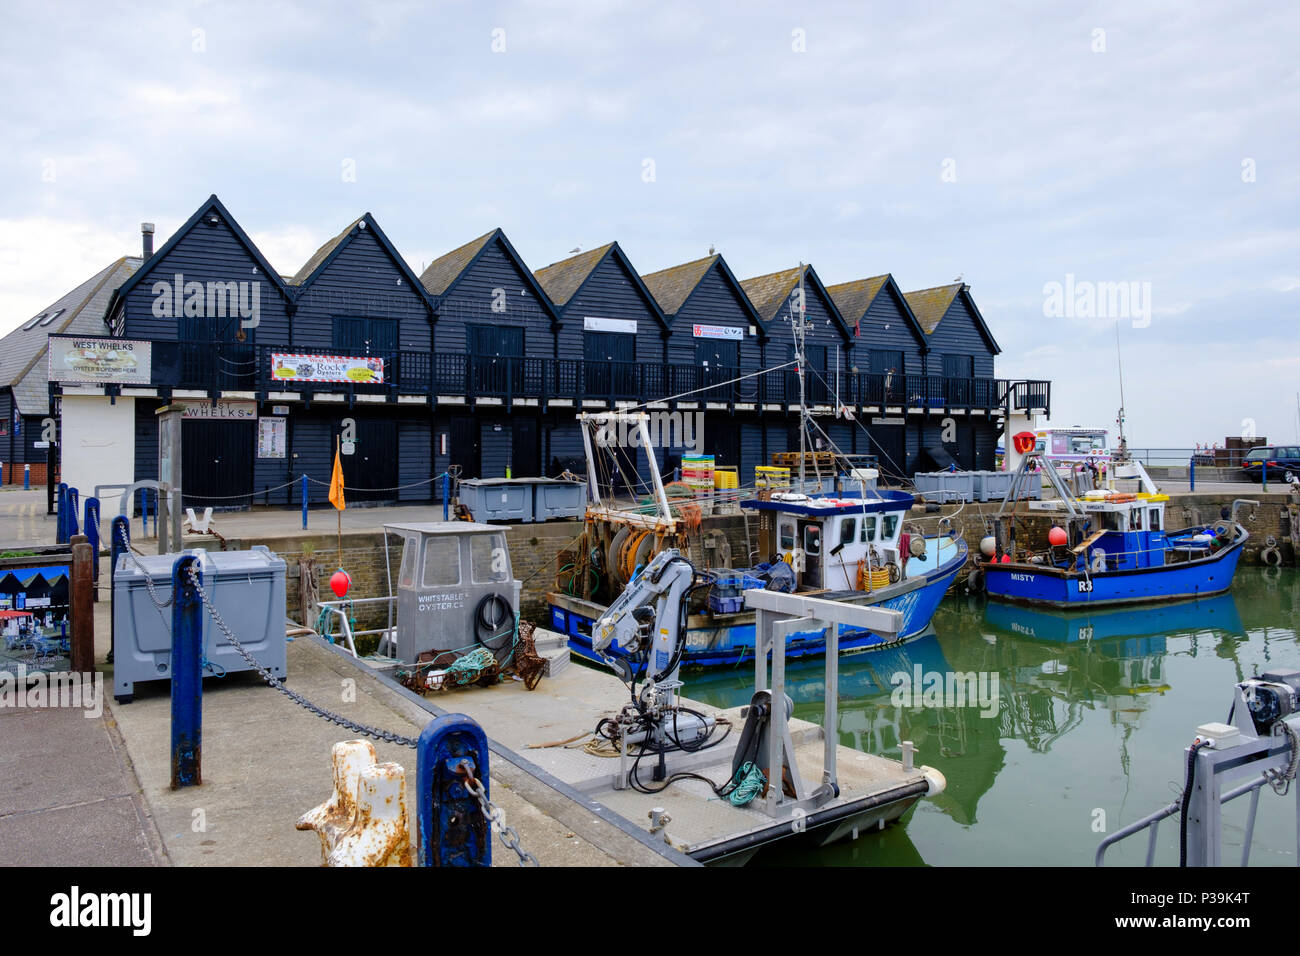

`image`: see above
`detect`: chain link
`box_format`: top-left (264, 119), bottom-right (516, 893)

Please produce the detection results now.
top-left (184, 565), bottom-right (420, 748)
top-left (459, 763), bottom-right (538, 866)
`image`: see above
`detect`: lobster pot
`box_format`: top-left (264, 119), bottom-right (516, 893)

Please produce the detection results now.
top-left (111, 546), bottom-right (286, 702)
top-left (388, 522), bottom-right (521, 666)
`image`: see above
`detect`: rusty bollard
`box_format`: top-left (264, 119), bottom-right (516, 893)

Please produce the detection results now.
top-left (297, 740), bottom-right (412, 867)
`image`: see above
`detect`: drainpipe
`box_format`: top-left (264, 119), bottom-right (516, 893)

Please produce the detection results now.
top-left (141, 222), bottom-right (155, 258)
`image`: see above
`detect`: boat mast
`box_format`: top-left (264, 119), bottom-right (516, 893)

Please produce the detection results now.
top-left (1113, 319), bottom-right (1130, 464)
top-left (796, 263), bottom-right (807, 492)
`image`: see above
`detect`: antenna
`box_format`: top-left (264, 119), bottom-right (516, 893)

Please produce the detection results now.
top-left (796, 264), bottom-right (808, 492)
top-left (1114, 319), bottom-right (1129, 463)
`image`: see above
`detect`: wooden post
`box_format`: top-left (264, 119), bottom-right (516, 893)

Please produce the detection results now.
top-left (69, 534), bottom-right (94, 673)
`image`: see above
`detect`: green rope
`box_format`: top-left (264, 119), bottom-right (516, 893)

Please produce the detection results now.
top-left (727, 761), bottom-right (766, 807)
top-left (445, 646), bottom-right (497, 684)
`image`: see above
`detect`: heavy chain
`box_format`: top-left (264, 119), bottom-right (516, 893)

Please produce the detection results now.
top-left (184, 565), bottom-right (420, 748)
top-left (458, 763), bottom-right (538, 866)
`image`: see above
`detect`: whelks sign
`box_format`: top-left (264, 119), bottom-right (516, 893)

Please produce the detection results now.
top-left (270, 352), bottom-right (384, 384)
top-left (48, 337), bottom-right (152, 385)
top-left (181, 401), bottom-right (256, 420)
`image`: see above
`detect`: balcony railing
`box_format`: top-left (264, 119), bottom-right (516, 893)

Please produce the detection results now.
top-left (135, 340), bottom-right (1051, 414)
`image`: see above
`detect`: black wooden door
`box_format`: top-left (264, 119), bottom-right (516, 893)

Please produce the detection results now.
top-left (706, 421), bottom-right (740, 469)
top-left (943, 354), bottom-right (974, 406)
top-left (695, 339), bottom-right (738, 400)
top-left (585, 331), bottom-right (636, 398)
top-left (450, 416), bottom-right (480, 480)
top-left (335, 419), bottom-right (399, 502)
top-left (868, 423), bottom-right (907, 482)
top-left (182, 420), bottom-right (254, 507)
top-left (469, 325), bottom-right (524, 396)
top-left (869, 349), bottom-right (905, 404)
top-left (513, 418), bottom-right (541, 477)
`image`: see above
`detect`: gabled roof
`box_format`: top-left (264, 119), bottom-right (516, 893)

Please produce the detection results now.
top-left (1, 256), bottom-right (141, 415)
top-left (826, 273), bottom-right (928, 350)
top-left (904, 283), bottom-right (1001, 353)
top-left (641, 253), bottom-right (764, 328)
top-left (419, 229), bottom-right (559, 322)
top-left (106, 195), bottom-right (293, 322)
top-left (740, 264), bottom-right (852, 340)
top-left (533, 243), bottom-right (668, 331)
top-left (289, 213), bottom-right (434, 316)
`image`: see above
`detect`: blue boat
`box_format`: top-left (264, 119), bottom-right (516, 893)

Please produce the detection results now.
top-left (981, 591), bottom-right (1244, 645)
top-left (550, 485), bottom-right (968, 670)
top-left (980, 453), bottom-right (1256, 609)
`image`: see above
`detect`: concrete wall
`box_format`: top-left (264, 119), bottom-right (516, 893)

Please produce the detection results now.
top-left (60, 394), bottom-right (135, 496)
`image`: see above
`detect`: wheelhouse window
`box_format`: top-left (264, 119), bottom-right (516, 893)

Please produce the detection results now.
top-left (470, 533), bottom-right (509, 584)
top-left (859, 515), bottom-right (879, 543)
top-left (1149, 509), bottom-right (1161, 531)
top-left (1130, 508), bottom-right (1144, 531)
top-left (779, 521), bottom-right (795, 551)
top-left (839, 517), bottom-right (856, 547)
top-left (421, 536), bottom-right (461, 587)
top-left (803, 524), bottom-right (822, 557)
top-left (881, 514), bottom-right (900, 541)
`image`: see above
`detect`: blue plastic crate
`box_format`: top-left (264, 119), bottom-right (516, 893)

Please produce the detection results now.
top-left (708, 593), bottom-right (746, 614)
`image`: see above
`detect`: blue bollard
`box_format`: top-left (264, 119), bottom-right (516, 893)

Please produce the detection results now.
top-left (83, 498), bottom-right (101, 591)
top-left (56, 483), bottom-right (69, 543)
top-left (416, 713), bottom-right (491, 867)
top-left (141, 489), bottom-right (151, 538)
top-left (23, 464), bottom-right (29, 490)
top-left (66, 487), bottom-right (79, 538)
top-left (301, 473), bottom-right (309, 530)
top-left (1263, 460), bottom-right (1268, 492)
top-left (1189, 456), bottom-right (1195, 492)
top-left (442, 472), bottom-right (449, 521)
top-left (170, 553), bottom-right (204, 789)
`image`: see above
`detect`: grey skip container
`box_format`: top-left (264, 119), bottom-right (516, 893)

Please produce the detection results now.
top-left (111, 546), bottom-right (287, 702)
top-left (531, 478), bottom-right (586, 521)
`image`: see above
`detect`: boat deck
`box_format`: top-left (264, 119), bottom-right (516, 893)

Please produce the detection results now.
top-left (409, 652), bottom-right (937, 863)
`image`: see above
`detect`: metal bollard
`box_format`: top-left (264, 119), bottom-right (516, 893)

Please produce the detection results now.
top-left (1189, 456), bottom-right (1195, 492)
top-left (83, 497), bottom-right (101, 598)
top-left (170, 553), bottom-right (203, 789)
top-left (416, 713), bottom-right (492, 867)
top-left (297, 740), bottom-right (412, 866)
top-left (442, 472), bottom-right (449, 521)
top-left (66, 487), bottom-right (79, 538)
top-left (23, 463), bottom-right (29, 490)
top-left (56, 483), bottom-right (69, 543)
top-left (1263, 460), bottom-right (1268, 492)
top-left (301, 473), bottom-right (309, 530)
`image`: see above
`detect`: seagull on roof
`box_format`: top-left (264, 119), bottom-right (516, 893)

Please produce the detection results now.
top-left (569, 245), bottom-right (582, 254)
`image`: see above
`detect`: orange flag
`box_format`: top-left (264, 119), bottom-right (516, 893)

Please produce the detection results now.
top-left (329, 446), bottom-right (346, 510)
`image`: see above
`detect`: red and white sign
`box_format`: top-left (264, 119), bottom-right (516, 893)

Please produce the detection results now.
top-left (270, 353), bottom-right (384, 384)
top-left (692, 324), bottom-right (744, 340)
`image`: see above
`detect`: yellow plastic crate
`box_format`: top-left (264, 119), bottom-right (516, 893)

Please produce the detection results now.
top-left (714, 466), bottom-right (738, 489)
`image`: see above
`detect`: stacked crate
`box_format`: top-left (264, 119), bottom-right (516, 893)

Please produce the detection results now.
top-left (755, 465), bottom-right (791, 490)
top-left (707, 570), bottom-right (766, 614)
top-left (682, 455), bottom-right (716, 509)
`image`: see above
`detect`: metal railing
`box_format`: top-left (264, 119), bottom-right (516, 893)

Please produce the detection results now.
top-left (92, 338), bottom-right (1055, 414)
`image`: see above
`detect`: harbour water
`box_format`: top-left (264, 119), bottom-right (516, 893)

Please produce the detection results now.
top-left (683, 568), bottom-right (1300, 866)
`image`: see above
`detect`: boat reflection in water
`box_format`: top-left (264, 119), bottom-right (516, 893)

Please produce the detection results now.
top-left (683, 589), bottom-right (1250, 865)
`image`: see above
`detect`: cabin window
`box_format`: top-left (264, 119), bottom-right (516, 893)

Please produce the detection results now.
top-left (779, 521), bottom-right (795, 551)
top-left (421, 536), bottom-right (461, 587)
top-left (803, 524), bottom-right (822, 557)
top-left (471, 533), bottom-right (509, 584)
top-left (397, 535), bottom-right (418, 588)
top-left (859, 516), bottom-right (879, 543)
top-left (881, 514), bottom-right (899, 541)
top-left (839, 518), bottom-right (856, 547)
top-left (1130, 508), bottom-right (1143, 530)
top-left (1149, 509), bottom-right (1161, 532)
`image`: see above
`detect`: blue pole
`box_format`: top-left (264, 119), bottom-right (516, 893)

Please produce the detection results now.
top-left (109, 515), bottom-right (129, 665)
top-left (83, 497), bottom-right (101, 592)
top-left (66, 487), bottom-right (79, 538)
top-left (301, 474), bottom-right (309, 530)
top-left (417, 713), bottom-right (491, 867)
top-left (442, 472), bottom-right (449, 521)
top-left (1263, 460), bottom-right (1268, 492)
top-left (170, 553), bottom-right (203, 789)
top-left (23, 464), bottom-right (29, 490)
top-left (1188, 456), bottom-right (1195, 492)
top-left (56, 484), bottom-right (68, 544)
top-left (142, 489), bottom-right (150, 538)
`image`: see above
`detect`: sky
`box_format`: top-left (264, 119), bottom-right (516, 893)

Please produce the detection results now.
top-left (2, 0), bottom-right (1297, 448)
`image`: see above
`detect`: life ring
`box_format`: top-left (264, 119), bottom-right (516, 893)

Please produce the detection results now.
top-left (1261, 546), bottom-right (1283, 567)
top-left (1105, 493), bottom-right (1136, 503)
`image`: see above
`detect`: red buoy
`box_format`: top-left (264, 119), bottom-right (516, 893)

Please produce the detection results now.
top-left (1048, 526), bottom-right (1067, 547)
top-left (329, 569), bottom-right (351, 598)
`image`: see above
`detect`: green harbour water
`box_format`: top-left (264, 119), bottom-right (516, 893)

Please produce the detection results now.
top-left (682, 567), bottom-right (1300, 866)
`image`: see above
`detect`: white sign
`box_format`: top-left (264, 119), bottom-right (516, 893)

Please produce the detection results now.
top-left (182, 401), bottom-right (256, 420)
top-left (270, 352), bottom-right (384, 384)
top-left (271, 405), bottom-right (290, 416)
top-left (48, 337), bottom-right (152, 385)
top-left (871, 417), bottom-right (905, 426)
top-left (692, 324), bottom-right (744, 340)
top-left (257, 417), bottom-right (287, 458)
top-left (583, 317), bottom-right (637, 334)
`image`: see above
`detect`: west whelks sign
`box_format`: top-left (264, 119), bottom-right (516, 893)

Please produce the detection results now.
top-left (48, 337), bottom-right (152, 385)
top-left (181, 401), bottom-right (256, 420)
top-left (270, 352), bottom-right (384, 384)
top-left (692, 324), bottom-right (744, 340)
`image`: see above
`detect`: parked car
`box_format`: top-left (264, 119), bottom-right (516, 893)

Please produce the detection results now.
top-left (1242, 445), bottom-right (1300, 482)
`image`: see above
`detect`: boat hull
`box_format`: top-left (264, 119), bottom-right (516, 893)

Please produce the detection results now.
top-left (550, 540), bottom-right (967, 670)
top-left (982, 533), bottom-right (1246, 609)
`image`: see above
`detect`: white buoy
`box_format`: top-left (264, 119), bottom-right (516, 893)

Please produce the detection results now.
top-left (980, 535), bottom-right (996, 557)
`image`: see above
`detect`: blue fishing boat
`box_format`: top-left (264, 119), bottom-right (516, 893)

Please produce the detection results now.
top-left (550, 481), bottom-right (967, 670)
top-left (979, 452), bottom-right (1256, 609)
top-left (982, 591), bottom-right (1244, 645)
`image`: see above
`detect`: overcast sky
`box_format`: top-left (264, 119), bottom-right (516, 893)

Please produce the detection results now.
top-left (2, 0), bottom-right (1297, 447)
